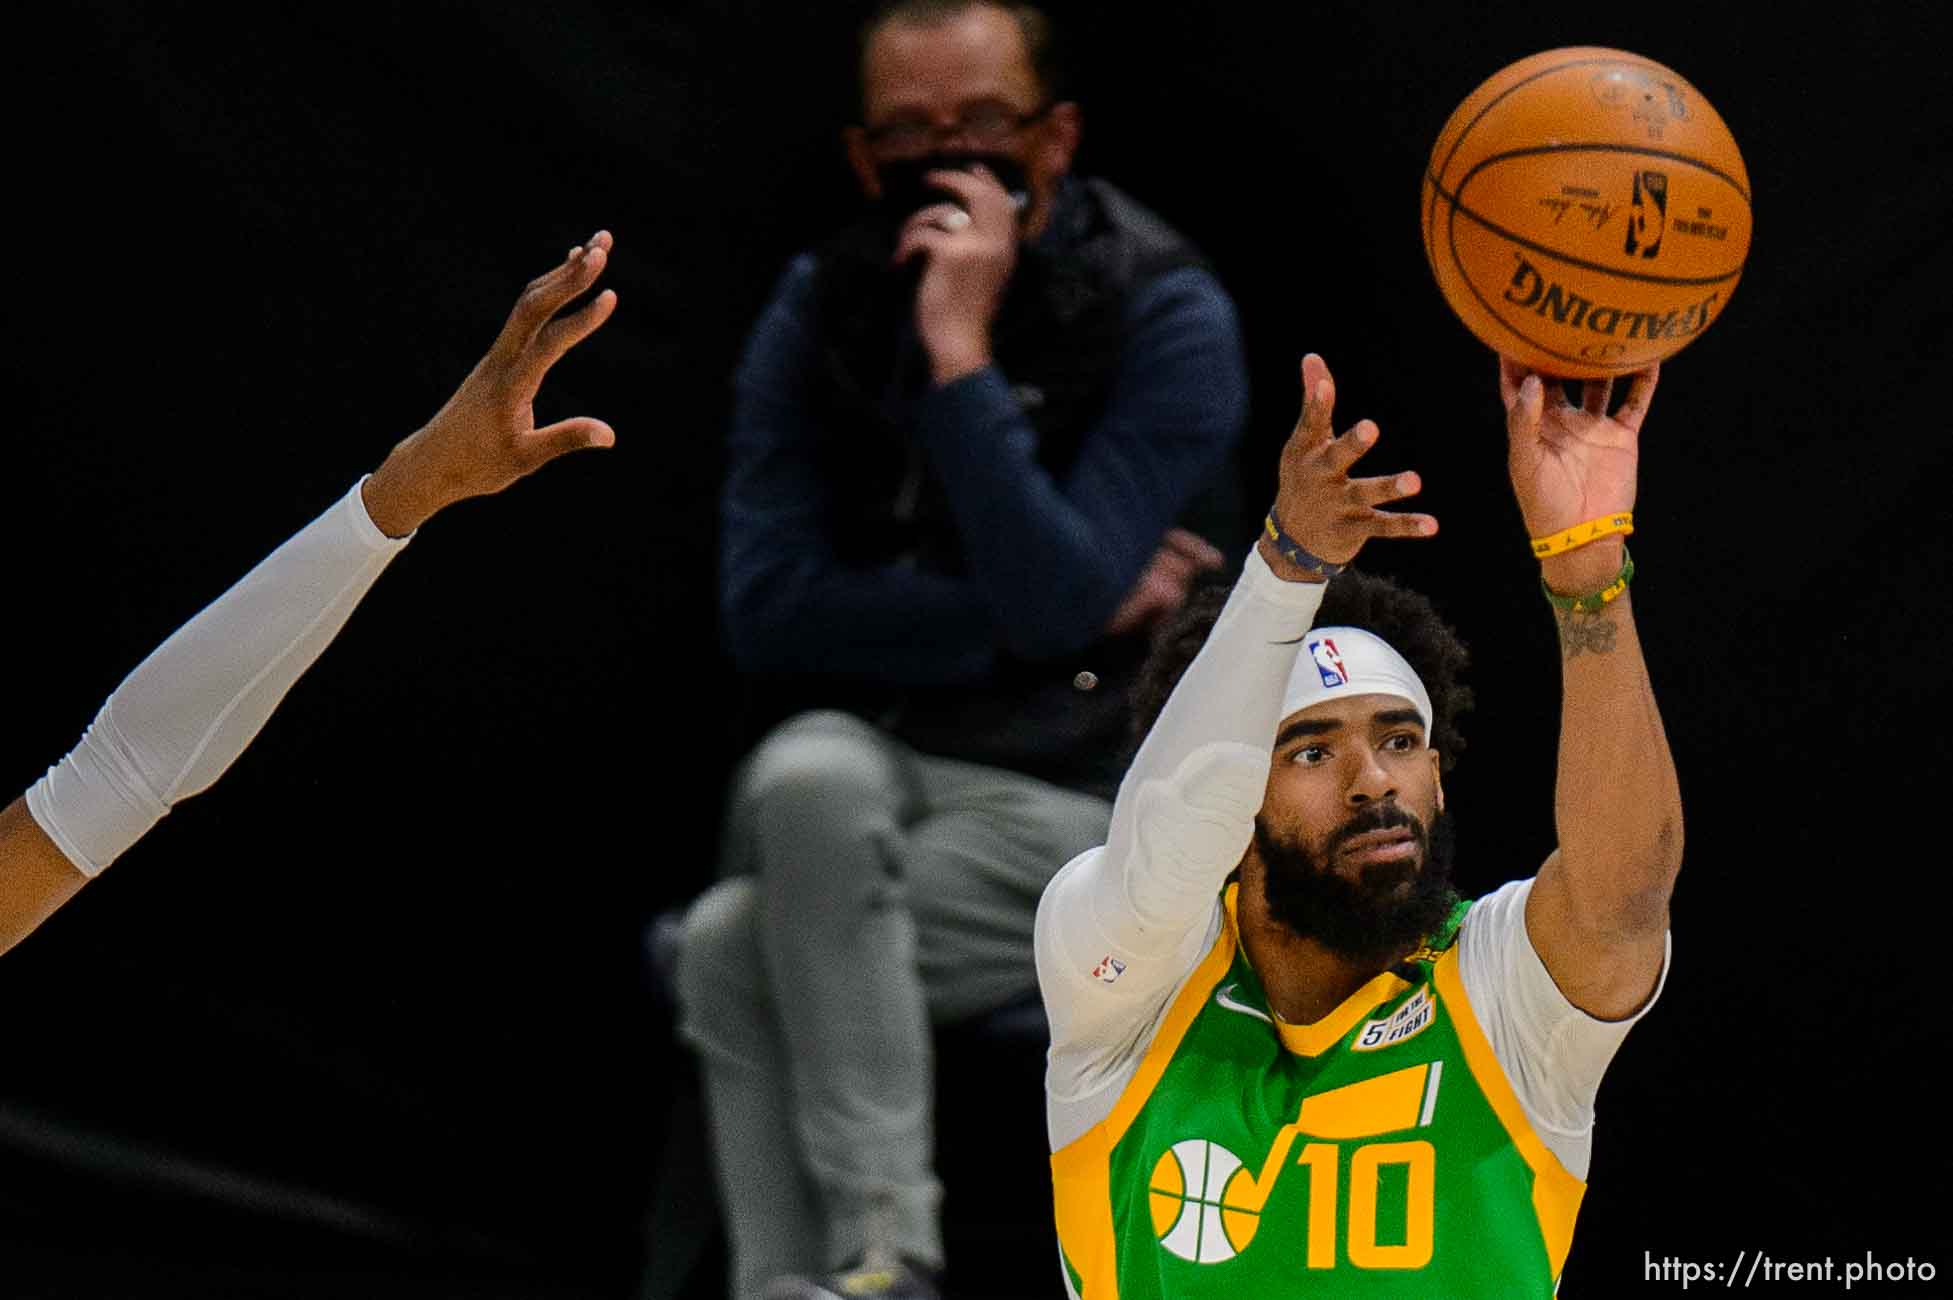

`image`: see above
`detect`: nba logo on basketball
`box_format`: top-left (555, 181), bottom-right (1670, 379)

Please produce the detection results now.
top-left (1626, 170), bottom-right (1667, 259)
top-left (1309, 638), bottom-right (1348, 688)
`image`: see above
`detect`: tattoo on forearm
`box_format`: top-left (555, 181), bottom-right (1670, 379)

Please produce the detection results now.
top-left (1556, 607), bottom-right (1620, 660)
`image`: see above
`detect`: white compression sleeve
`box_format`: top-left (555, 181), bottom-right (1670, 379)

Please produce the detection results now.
top-left (1038, 549), bottom-right (1326, 1120)
top-left (25, 479), bottom-right (412, 876)
top-left (1096, 547), bottom-right (1326, 955)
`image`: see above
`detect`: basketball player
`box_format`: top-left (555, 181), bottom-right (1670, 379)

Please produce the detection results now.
top-left (0, 233), bottom-right (619, 956)
top-left (1036, 352), bottom-right (1677, 1294)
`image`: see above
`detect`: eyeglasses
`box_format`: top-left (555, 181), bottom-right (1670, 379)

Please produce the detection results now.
top-left (861, 102), bottom-right (1053, 158)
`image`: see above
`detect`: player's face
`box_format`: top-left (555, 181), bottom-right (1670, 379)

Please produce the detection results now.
top-left (846, 6), bottom-right (1077, 233)
top-left (1254, 694), bottom-right (1455, 961)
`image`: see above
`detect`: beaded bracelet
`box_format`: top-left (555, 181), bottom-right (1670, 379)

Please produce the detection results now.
top-left (1263, 511), bottom-right (1346, 577)
top-left (1541, 546), bottom-right (1634, 614)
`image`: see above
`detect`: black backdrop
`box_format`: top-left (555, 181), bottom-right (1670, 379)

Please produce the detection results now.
top-left (5, 2), bottom-right (1950, 1296)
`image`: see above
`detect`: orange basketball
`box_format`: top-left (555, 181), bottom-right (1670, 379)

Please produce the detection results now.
top-left (1422, 47), bottom-right (1751, 378)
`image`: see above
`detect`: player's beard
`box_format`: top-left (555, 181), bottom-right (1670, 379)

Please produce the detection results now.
top-left (1253, 802), bottom-right (1459, 966)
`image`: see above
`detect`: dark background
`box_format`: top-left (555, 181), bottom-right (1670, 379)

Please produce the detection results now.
top-left (5, 1), bottom-right (1949, 1296)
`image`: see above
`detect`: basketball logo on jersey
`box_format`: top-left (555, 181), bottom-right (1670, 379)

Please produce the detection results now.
top-left (1149, 1139), bottom-right (1262, 1262)
top-left (1626, 171), bottom-right (1668, 259)
top-left (1309, 638), bottom-right (1349, 689)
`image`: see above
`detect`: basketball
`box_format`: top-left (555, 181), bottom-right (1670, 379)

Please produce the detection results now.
top-left (1422, 47), bottom-right (1751, 378)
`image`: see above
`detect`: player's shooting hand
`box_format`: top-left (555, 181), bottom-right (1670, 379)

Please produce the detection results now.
top-left (1103, 528), bottom-right (1226, 637)
top-left (891, 164), bottom-right (1019, 386)
top-left (362, 232), bottom-right (619, 538)
top-left (1261, 353), bottom-right (1436, 583)
top-left (1500, 356), bottom-right (1656, 591)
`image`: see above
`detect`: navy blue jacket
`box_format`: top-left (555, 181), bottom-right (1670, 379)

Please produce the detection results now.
top-left (721, 178), bottom-right (1248, 798)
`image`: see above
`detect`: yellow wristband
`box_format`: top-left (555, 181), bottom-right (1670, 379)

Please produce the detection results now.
top-left (1530, 512), bottom-right (1633, 558)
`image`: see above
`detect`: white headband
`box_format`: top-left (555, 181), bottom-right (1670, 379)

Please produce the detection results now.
top-left (1280, 626), bottom-right (1434, 737)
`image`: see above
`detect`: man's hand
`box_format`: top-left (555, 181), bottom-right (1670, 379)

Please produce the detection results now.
top-left (891, 165), bottom-right (1019, 386)
top-left (1260, 353), bottom-right (1436, 583)
top-left (362, 231), bottom-right (619, 537)
top-left (1103, 528), bottom-right (1226, 637)
top-left (1499, 357), bottom-right (1658, 595)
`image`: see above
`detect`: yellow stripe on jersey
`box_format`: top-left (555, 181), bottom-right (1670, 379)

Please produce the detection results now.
top-left (1220, 882), bottom-right (1413, 1058)
top-left (1295, 1062), bottom-right (1433, 1138)
top-left (1432, 946), bottom-right (1587, 1281)
top-left (1270, 969), bottom-right (1413, 1057)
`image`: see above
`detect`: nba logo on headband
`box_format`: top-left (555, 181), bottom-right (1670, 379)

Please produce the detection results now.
top-left (1284, 626), bottom-right (1435, 736)
top-left (1309, 638), bottom-right (1349, 689)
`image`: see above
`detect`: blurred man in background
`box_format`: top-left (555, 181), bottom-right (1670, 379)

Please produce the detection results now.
top-left (671, 3), bottom-right (1250, 1296)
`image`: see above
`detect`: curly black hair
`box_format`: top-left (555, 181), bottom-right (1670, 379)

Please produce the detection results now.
top-left (1131, 564), bottom-right (1474, 772)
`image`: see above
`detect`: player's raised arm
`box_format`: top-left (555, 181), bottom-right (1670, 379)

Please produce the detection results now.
top-left (1037, 355), bottom-right (1436, 1027)
top-left (1499, 357), bottom-right (1682, 1020)
top-left (1109, 354), bottom-right (1439, 873)
top-left (0, 232), bottom-right (619, 956)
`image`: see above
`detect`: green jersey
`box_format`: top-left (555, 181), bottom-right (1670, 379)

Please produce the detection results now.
top-left (1050, 884), bottom-right (1585, 1298)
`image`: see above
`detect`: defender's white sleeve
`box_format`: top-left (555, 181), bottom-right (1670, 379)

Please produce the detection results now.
top-left (1037, 549), bottom-right (1325, 1121)
top-left (25, 479), bottom-right (412, 876)
top-left (1456, 877), bottom-right (1672, 1180)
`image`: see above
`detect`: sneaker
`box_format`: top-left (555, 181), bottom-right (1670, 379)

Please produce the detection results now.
top-left (762, 1256), bottom-right (944, 1300)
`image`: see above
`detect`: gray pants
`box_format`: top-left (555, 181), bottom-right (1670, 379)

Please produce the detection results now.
top-left (674, 710), bottom-right (1111, 1300)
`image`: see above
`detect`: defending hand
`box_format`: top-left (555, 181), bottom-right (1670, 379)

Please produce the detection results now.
top-left (362, 231), bottom-right (619, 537)
top-left (1261, 354), bottom-right (1436, 582)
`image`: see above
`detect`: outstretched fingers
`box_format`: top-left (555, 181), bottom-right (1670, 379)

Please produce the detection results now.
top-left (1352, 469), bottom-right (1437, 539)
top-left (1352, 469), bottom-right (1422, 509)
top-left (507, 243), bottom-right (619, 402)
top-left (1500, 356), bottom-right (1544, 439)
top-left (1291, 353), bottom-right (1337, 448)
top-left (1336, 420), bottom-right (1436, 541)
top-left (1322, 417), bottom-right (1381, 476)
top-left (527, 415), bottom-right (617, 467)
top-left (495, 231), bottom-right (614, 363)
top-left (1582, 377), bottom-right (1614, 418)
top-left (1366, 507), bottom-right (1440, 539)
top-left (528, 277), bottom-right (618, 379)
top-left (1613, 363), bottom-right (1661, 433)
top-left (1269, 354), bottom-right (1438, 564)
top-left (1498, 355), bottom-right (1530, 408)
